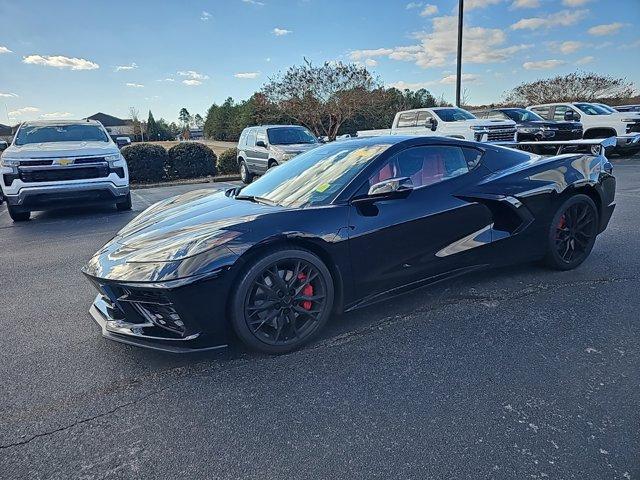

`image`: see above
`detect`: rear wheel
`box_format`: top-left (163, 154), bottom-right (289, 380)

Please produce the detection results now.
top-left (231, 248), bottom-right (334, 354)
top-left (544, 194), bottom-right (598, 270)
top-left (116, 193), bottom-right (132, 211)
top-left (239, 160), bottom-right (254, 184)
top-left (7, 204), bottom-right (30, 222)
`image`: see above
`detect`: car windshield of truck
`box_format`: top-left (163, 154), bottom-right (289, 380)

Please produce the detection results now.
top-left (237, 142), bottom-right (391, 208)
top-left (267, 127), bottom-right (318, 145)
top-left (434, 108), bottom-right (477, 122)
top-left (594, 104), bottom-right (617, 114)
top-left (15, 124), bottom-right (109, 146)
top-left (502, 109), bottom-right (544, 122)
top-left (574, 103), bottom-right (612, 115)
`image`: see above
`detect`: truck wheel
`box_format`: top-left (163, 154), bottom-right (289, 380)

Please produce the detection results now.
top-left (116, 193), bottom-right (132, 211)
top-left (7, 204), bottom-right (30, 222)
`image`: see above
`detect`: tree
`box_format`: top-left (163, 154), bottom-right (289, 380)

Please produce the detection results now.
top-left (504, 71), bottom-right (636, 105)
top-left (193, 114), bottom-right (204, 129)
top-left (178, 108), bottom-right (192, 129)
top-left (262, 60), bottom-right (380, 140)
top-left (129, 107), bottom-right (143, 141)
top-left (147, 111), bottom-right (159, 141)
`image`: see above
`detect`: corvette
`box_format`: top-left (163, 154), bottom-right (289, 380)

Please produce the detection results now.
top-left (83, 136), bottom-right (616, 354)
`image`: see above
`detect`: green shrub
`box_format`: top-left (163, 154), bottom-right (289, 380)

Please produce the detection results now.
top-left (121, 143), bottom-right (168, 183)
top-left (217, 147), bottom-right (239, 175)
top-left (166, 142), bottom-right (217, 180)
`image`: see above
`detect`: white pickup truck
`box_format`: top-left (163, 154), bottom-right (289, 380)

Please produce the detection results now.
top-left (357, 107), bottom-right (517, 143)
top-left (528, 102), bottom-right (640, 156)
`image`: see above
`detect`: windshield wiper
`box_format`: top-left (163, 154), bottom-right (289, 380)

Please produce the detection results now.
top-left (235, 195), bottom-right (278, 206)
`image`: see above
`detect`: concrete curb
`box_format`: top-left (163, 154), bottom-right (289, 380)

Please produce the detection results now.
top-left (132, 175), bottom-right (241, 190)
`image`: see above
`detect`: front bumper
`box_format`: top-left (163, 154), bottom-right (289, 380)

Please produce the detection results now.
top-left (4, 181), bottom-right (129, 209)
top-left (615, 133), bottom-right (640, 150)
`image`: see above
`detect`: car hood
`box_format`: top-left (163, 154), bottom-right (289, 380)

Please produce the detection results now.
top-left (457, 119), bottom-right (516, 128)
top-left (83, 189), bottom-right (283, 282)
top-left (517, 121), bottom-right (582, 129)
top-left (3, 141), bottom-right (118, 159)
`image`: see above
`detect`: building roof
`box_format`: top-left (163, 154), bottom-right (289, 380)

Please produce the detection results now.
top-left (86, 112), bottom-right (130, 127)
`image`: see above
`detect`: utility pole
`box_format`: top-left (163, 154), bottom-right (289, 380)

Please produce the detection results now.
top-left (455, 0), bottom-right (464, 107)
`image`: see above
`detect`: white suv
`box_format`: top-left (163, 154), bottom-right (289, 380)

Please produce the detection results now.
top-left (0, 120), bottom-right (130, 222)
top-left (528, 102), bottom-right (640, 156)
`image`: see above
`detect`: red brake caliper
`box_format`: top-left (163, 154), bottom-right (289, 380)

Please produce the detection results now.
top-left (297, 273), bottom-right (313, 310)
top-left (557, 215), bottom-right (566, 238)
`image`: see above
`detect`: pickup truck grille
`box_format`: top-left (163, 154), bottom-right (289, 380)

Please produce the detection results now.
top-left (626, 122), bottom-right (640, 134)
top-left (486, 130), bottom-right (516, 141)
top-left (19, 164), bottom-right (110, 183)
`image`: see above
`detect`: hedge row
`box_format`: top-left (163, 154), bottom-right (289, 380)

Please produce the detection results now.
top-left (122, 142), bottom-right (221, 183)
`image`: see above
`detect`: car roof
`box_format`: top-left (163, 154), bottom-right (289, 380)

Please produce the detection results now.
top-left (245, 125), bottom-right (309, 130)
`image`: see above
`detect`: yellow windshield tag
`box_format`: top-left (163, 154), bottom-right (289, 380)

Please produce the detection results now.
top-left (315, 183), bottom-right (331, 193)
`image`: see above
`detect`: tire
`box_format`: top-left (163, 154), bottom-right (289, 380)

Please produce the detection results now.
top-left (7, 204), bottom-right (30, 222)
top-left (267, 160), bottom-right (279, 170)
top-left (544, 194), bottom-right (598, 271)
top-left (239, 160), bottom-right (254, 184)
top-left (230, 247), bottom-right (335, 354)
top-left (116, 193), bottom-right (132, 211)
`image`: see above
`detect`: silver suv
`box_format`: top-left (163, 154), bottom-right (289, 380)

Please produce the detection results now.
top-left (237, 125), bottom-right (320, 184)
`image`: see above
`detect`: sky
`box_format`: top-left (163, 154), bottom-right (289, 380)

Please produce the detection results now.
top-left (0, 0), bottom-right (638, 124)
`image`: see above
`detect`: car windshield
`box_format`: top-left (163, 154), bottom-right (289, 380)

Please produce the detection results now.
top-left (502, 109), bottom-right (544, 122)
top-left (15, 124), bottom-right (109, 145)
top-left (574, 103), bottom-right (612, 115)
top-left (595, 103), bottom-right (617, 113)
top-left (433, 108), bottom-right (477, 122)
top-left (267, 127), bottom-right (318, 145)
top-left (238, 142), bottom-right (391, 208)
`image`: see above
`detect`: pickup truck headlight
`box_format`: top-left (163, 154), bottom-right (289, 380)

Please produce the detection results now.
top-left (0, 157), bottom-right (20, 167)
top-left (518, 127), bottom-right (541, 134)
top-left (621, 118), bottom-right (639, 123)
top-left (105, 153), bottom-right (124, 162)
top-left (470, 126), bottom-right (486, 131)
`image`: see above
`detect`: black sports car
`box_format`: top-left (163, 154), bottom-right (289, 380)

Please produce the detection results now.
top-left (83, 136), bottom-right (616, 354)
top-left (477, 108), bottom-right (583, 143)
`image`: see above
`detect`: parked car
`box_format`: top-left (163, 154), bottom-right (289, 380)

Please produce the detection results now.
top-left (614, 104), bottom-right (640, 113)
top-left (357, 107), bottom-right (517, 143)
top-left (527, 102), bottom-right (640, 156)
top-left (115, 136), bottom-right (132, 149)
top-left (83, 135), bottom-right (616, 354)
top-left (237, 125), bottom-right (321, 184)
top-left (475, 107), bottom-right (583, 143)
top-left (0, 120), bottom-right (131, 222)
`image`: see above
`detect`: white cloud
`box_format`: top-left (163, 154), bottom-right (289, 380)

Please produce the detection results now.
top-left (40, 112), bottom-right (73, 119)
top-left (420, 4), bottom-right (438, 16)
top-left (406, 1), bottom-right (422, 8)
top-left (201, 11), bottom-right (212, 21)
top-left (512, 0), bottom-right (540, 8)
top-left (576, 55), bottom-right (594, 65)
top-left (465, 0), bottom-right (504, 10)
top-left (559, 41), bottom-right (582, 54)
top-left (388, 73), bottom-right (480, 90)
top-left (364, 58), bottom-right (378, 67)
top-left (115, 62), bottom-right (138, 71)
top-left (440, 73), bottom-right (480, 84)
top-left (234, 72), bottom-right (260, 79)
top-left (8, 107), bottom-right (40, 118)
top-left (562, 0), bottom-right (591, 5)
top-left (0, 46), bottom-right (12, 54)
top-left (523, 59), bottom-right (565, 69)
top-left (242, 0), bottom-right (265, 5)
top-left (177, 70), bottom-right (209, 80)
top-left (511, 9), bottom-right (588, 30)
top-left (158, 77), bottom-right (175, 82)
top-left (388, 80), bottom-right (435, 90)
top-left (273, 27), bottom-right (292, 36)
top-left (22, 54), bottom-right (99, 70)
top-left (182, 79), bottom-right (202, 86)
top-left (125, 83), bottom-right (144, 88)
top-left (588, 23), bottom-right (625, 36)
top-left (0, 92), bottom-right (18, 98)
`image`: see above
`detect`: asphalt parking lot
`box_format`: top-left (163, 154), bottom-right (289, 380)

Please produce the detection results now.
top-left (1, 156), bottom-right (639, 479)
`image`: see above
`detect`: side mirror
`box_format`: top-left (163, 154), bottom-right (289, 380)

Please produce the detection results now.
top-left (428, 117), bottom-right (438, 131)
top-left (564, 110), bottom-right (579, 121)
top-left (256, 140), bottom-right (267, 148)
top-left (353, 177), bottom-right (414, 204)
top-left (0, 141), bottom-right (7, 152)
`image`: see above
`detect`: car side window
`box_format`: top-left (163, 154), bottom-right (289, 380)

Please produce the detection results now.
top-left (397, 112), bottom-right (418, 128)
top-left (256, 131), bottom-right (267, 146)
top-left (369, 146), bottom-right (470, 189)
top-left (488, 111), bottom-right (508, 120)
top-left (239, 131), bottom-right (247, 146)
top-left (246, 130), bottom-right (257, 147)
top-left (531, 106), bottom-right (551, 120)
top-left (553, 106), bottom-right (570, 121)
top-left (416, 111), bottom-right (432, 126)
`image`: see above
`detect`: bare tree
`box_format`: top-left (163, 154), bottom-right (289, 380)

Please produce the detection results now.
top-left (129, 107), bottom-right (143, 141)
top-left (504, 72), bottom-right (636, 105)
top-left (262, 60), bottom-right (380, 140)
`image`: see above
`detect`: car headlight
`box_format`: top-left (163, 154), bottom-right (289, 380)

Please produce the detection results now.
top-left (518, 127), bottom-right (541, 134)
top-left (622, 118), bottom-right (639, 123)
top-left (470, 126), bottom-right (486, 131)
top-left (105, 153), bottom-right (124, 163)
top-left (281, 153), bottom-right (298, 161)
top-left (0, 157), bottom-right (20, 167)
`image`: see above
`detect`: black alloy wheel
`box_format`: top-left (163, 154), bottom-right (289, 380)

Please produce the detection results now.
top-left (545, 194), bottom-right (598, 270)
top-left (231, 248), bottom-right (334, 354)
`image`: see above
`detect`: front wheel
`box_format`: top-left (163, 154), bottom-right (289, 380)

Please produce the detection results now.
top-left (239, 160), bottom-right (254, 184)
top-left (544, 194), bottom-right (598, 270)
top-left (230, 248), bottom-right (335, 354)
top-left (7, 204), bottom-right (30, 222)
